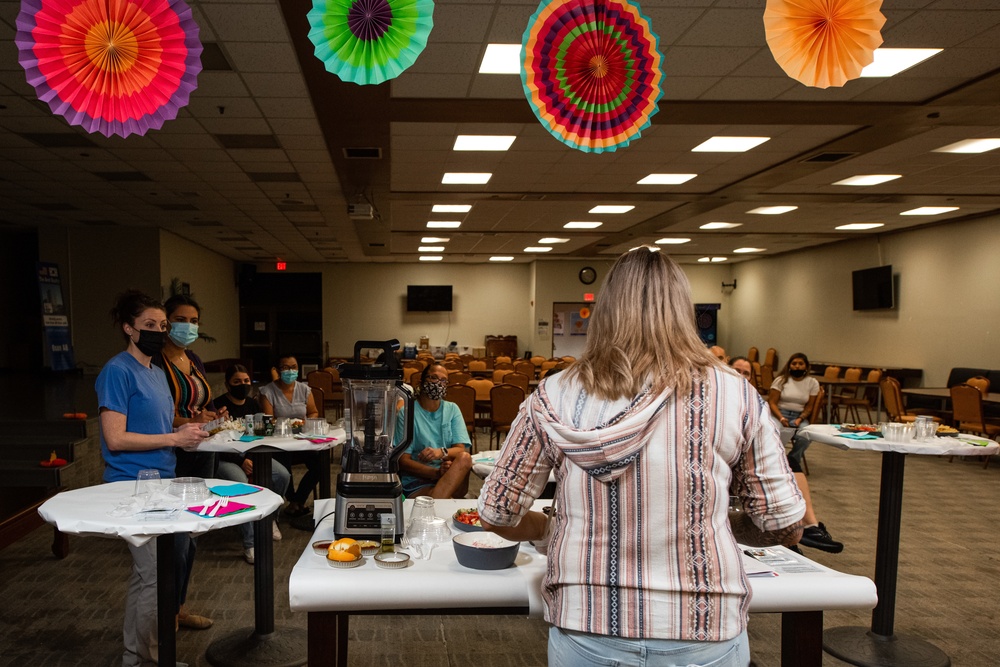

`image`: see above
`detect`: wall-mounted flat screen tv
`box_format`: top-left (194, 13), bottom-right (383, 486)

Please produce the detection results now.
top-left (407, 285), bottom-right (453, 312)
top-left (852, 265), bottom-right (894, 310)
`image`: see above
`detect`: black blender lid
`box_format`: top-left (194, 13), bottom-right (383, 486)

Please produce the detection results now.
top-left (338, 339), bottom-right (402, 380)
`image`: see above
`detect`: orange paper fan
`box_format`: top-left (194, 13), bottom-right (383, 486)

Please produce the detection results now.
top-left (764, 0), bottom-right (885, 89)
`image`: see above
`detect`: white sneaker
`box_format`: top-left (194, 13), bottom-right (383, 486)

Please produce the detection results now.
top-left (272, 520), bottom-right (282, 541)
top-left (243, 547), bottom-right (255, 564)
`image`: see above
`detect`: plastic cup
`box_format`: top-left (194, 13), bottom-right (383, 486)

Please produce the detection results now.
top-left (134, 470), bottom-right (161, 501)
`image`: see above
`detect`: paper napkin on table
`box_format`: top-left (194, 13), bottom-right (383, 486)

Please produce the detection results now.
top-left (185, 500), bottom-right (255, 518)
top-left (238, 434), bottom-right (264, 442)
top-left (840, 432), bottom-right (879, 440)
top-left (208, 483), bottom-right (262, 497)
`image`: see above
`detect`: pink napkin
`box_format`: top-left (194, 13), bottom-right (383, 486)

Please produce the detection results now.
top-left (186, 500), bottom-right (255, 518)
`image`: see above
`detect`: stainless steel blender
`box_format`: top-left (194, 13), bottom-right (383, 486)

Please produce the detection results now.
top-left (333, 340), bottom-right (413, 541)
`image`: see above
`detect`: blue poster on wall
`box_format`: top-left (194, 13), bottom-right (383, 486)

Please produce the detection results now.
top-left (37, 262), bottom-right (75, 371)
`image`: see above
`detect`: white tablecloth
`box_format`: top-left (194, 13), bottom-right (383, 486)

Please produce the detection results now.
top-left (38, 479), bottom-right (283, 546)
top-left (196, 427), bottom-right (346, 454)
top-left (801, 424), bottom-right (999, 456)
top-left (290, 499), bottom-right (876, 617)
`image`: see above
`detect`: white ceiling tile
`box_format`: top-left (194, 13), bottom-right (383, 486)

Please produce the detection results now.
top-left (200, 4), bottom-right (290, 42)
top-left (225, 42), bottom-right (302, 74)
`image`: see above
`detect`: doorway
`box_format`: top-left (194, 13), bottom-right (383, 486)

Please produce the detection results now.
top-left (551, 302), bottom-right (591, 358)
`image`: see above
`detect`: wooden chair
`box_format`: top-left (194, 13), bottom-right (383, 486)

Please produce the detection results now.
top-left (759, 364), bottom-right (774, 392)
top-left (832, 367), bottom-right (862, 420)
top-left (492, 369), bottom-right (513, 384)
top-left (513, 361), bottom-right (535, 378)
top-left (540, 360), bottom-right (559, 375)
top-left (751, 361), bottom-right (764, 393)
top-left (402, 366), bottom-right (421, 386)
top-left (446, 383), bottom-right (477, 452)
top-left (822, 366), bottom-right (842, 380)
top-left (467, 378), bottom-right (495, 430)
top-left (763, 348), bottom-right (777, 370)
top-left (503, 371), bottom-right (530, 393)
top-left (490, 384), bottom-right (525, 448)
top-left (493, 361), bottom-right (514, 372)
top-left (560, 356), bottom-right (576, 363)
top-left (529, 355), bottom-right (546, 369)
top-left (326, 367), bottom-right (344, 420)
top-left (310, 386), bottom-right (325, 419)
top-left (443, 359), bottom-right (463, 372)
top-left (747, 347), bottom-right (759, 363)
top-left (449, 372), bottom-right (472, 386)
top-left (459, 354), bottom-right (475, 368)
top-left (881, 377), bottom-right (940, 424)
top-left (966, 376), bottom-right (991, 397)
top-left (468, 359), bottom-right (488, 374)
top-left (307, 369), bottom-right (341, 418)
top-left (950, 384), bottom-right (1000, 468)
top-left (841, 369), bottom-right (883, 423)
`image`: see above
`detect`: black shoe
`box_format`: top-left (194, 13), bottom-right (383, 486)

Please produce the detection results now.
top-left (798, 522), bottom-right (844, 553)
top-left (787, 544), bottom-right (803, 555)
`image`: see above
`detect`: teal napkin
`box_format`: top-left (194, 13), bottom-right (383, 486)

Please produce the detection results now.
top-left (238, 434), bottom-right (264, 442)
top-left (208, 483), bottom-right (262, 497)
top-left (840, 432), bottom-right (879, 440)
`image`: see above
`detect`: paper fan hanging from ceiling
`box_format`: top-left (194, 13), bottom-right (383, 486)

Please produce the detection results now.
top-left (15, 0), bottom-right (202, 138)
top-left (307, 0), bottom-right (434, 86)
top-left (763, 0), bottom-right (885, 89)
top-left (521, 0), bottom-right (664, 154)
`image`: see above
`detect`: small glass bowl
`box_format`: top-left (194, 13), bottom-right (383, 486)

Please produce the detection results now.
top-left (374, 551), bottom-right (410, 569)
top-left (166, 477), bottom-right (210, 503)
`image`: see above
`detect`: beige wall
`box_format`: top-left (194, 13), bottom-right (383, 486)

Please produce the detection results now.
top-left (728, 214), bottom-right (1000, 385)
top-left (158, 230), bottom-right (240, 360)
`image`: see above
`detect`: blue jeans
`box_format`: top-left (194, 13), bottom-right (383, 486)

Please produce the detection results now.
top-left (549, 627), bottom-right (750, 667)
top-left (216, 459), bottom-right (291, 548)
top-left (779, 409), bottom-right (810, 465)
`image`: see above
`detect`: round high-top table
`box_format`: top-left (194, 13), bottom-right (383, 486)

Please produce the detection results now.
top-left (38, 479), bottom-right (281, 667)
top-left (802, 425), bottom-right (998, 667)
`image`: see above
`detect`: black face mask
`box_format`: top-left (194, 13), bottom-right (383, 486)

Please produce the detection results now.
top-left (134, 329), bottom-right (166, 357)
top-left (789, 368), bottom-right (807, 378)
top-left (229, 384), bottom-right (250, 400)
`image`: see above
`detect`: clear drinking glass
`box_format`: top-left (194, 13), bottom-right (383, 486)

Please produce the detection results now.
top-left (134, 470), bottom-right (161, 502)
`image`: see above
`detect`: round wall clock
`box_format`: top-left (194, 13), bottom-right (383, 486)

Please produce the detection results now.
top-left (579, 267), bottom-right (597, 285)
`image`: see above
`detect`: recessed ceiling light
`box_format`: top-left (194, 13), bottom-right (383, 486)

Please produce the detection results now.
top-left (637, 173), bottom-right (697, 185)
top-left (698, 256), bottom-right (728, 263)
top-left (453, 135), bottom-right (516, 151)
top-left (833, 174), bottom-right (902, 186)
top-left (432, 204), bottom-right (471, 213)
top-left (933, 138), bottom-right (1000, 154)
top-left (490, 256), bottom-right (514, 262)
top-left (747, 206), bottom-right (798, 215)
top-left (836, 223), bottom-right (884, 231)
top-left (655, 237), bottom-right (691, 245)
top-left (692, 136), bottom-right (770, 152)
top-left (711, 257), bottom-right (727, 262)
top-left (631, 246), bottom-right (660, 252)
top-left (589, 205), bottom-right (634, 214)
top-left (859, 48), bottom-right (942, 77)
top-left (426, 221), bottom-right (461, 229)
top-left (419, 256), bottom-right (443, 262)
top-left (524, 246), bottom-right (553, 253)
top-left (418, 246), bottom-right (445, 252)
top-left (900, 206), bottom-right (959, 216)
top-left (442, 172), bottom-right (491, 184)
top-left (733, 247), bottom-right (765, 254)
top-left (421, 236), bottom-right (450, 243)
top-left (479, 44), bottom-right (521, 74)
top-left (700, 222), bottom-right (742, 230)
top-left (538, 237), bottom-right (569, 244)
top-left (564, 221), bottom-right (603, 229)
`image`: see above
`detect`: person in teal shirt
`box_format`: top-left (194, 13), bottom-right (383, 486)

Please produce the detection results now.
top-left (398, 363), bottom-right (472, 498)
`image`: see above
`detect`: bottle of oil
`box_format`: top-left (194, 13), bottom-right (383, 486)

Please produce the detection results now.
top-left (380, 514), bottom-right (396, 553)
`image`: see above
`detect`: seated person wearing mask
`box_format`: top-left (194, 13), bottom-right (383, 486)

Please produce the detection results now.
top-left (398, 363), bottom-right (473, 499)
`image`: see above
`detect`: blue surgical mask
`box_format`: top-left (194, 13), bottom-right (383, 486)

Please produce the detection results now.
top-left (280, 370), bottom-right (299, 384)
top-left (168, 321), bottom-right (199, 348)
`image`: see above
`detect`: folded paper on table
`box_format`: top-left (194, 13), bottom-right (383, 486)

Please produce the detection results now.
top-left (208, 483), bottom-right (262, 497)
top-left (186, 500), bottom-right (255, 518)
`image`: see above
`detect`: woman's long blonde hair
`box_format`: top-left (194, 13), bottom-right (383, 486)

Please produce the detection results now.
top-left (566, 247), bottom-right (721, 400)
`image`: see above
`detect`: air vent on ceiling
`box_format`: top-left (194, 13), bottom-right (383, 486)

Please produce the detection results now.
top-left (215, 134), bottom-right (280, 149)
top-left (343, 147), bottom-right (382, 159)
top-left (200, 43), bottom-right (233, 71)
top-left (249, 172), bottom-right (301, 182)
top-left (520, 194), bottom-right (546, 201)
top-left (802, 152), bottom-right (857, 163)
top-left (368, 242), bottom-right (386, 248)
top-left (33, 203), bottom-right (78, 211)
top-left (21, 133), bottom-right (97, 148)
top-left (97, 171), bottom-right (152, 182)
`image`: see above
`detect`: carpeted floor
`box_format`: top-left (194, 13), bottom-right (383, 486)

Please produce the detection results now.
top-left (2, 442), bottom-right (998, 666)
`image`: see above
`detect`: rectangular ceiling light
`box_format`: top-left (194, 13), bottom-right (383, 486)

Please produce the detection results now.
top-left (700, 222), bottom-right (741, 230)
top-left (655, 237), bottom-right (690, 245)
top-left (454, 135), bottom-right (516, 151)
top-left (564, 221), bottom-right (603, 229)
top-left (490, 256), bottom-right (514, 262)
top-left (419, 246), bottom-right (445, 252)
top-left (833, 174), bottom-right (901, 186)
top-left (698, 257), bottom-right (728, 263)
top-left (692, 136), bottom-right (769, 152)
top-left (538, 237), bottom-right (569, 244)
top-left (836, 223), bottom-right (884, 230)
top-left (860, 48), bottom-right (942, 77)
top-left (421, 236), bottom-right (450, 243)
top-left (426, 221), bottom-right (462, 228)
top-left (933, 138), bottom-right (1000, 154)
top-left (637, 173), bottom-right (697, 185)
top-left (900, 206), bottom-right (958, 216)
top-left (442, 172), bottom-right (492, 184)
top-left (733, 247), bottom-right (765, 253)
top-left (747, 206), bottom-right (798, 215)
top-left (432, 204), bottom-right (472, 213)
top-left (479, 44), bottom-right (521, 73)
top-left (419, 256), bottom-right (443, 261)
top-left (589, 205), bottom-right (634, 214)
top-left (524, 246), bottom-right (553, 252)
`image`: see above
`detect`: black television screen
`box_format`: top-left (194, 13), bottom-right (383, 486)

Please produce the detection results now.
top-left (407, 285), bottom-right (453, 312)
top-left (852, 265), bottom-right (894, 310)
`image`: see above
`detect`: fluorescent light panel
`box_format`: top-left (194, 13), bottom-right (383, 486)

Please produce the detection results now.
top-left (524, 246), bottom-right (552, 253)
top-left (700, 222), bottom-right (742, 230)
top-left (733, 247), bottom-right (765, 254)
top-left (442, 172), bottom-right (491, 184)
top-left (490, 256), bottom-right (514, 262)
top-left (426, 221), bottom-right (461, 229)
top-left (860, 48), bottom-right (942, 77)
top-left (836, 223), bottom-right (884, 230)
top-left (698, 257), bottom-right (728, 263)
top-left (564, 221), bottom-right (602, 229)
top-left (654, 237), bottom-right (690, 245)
top-left (453, 135), bottom-right (516, 151)
top-left (637, 173), bottom-right (697, 185)
top-left (589, 205), bottom-right (634, 214)
top-left (421, 236), bottom-right (450, 243)
top-left (538, 237), bottom-right (569, 244)
top-left (900, 206), bottom-right (958, 216)
top-left (419, 256), bottom-right (442, 261)
top-left (747, 206), bottom-right (797, 215)
top-left (833, 174), bottom-right (901, 186)
top-left (432, 204), bottom-right (471, 213)
top-left (418, 246), bottom-right (445, 252)
top-left (479, 44), bottom-right (520, 74)
top-left (692, 136), bottom-right (769, 152)
top-left (933, 138), bottom-right (1000, 154)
